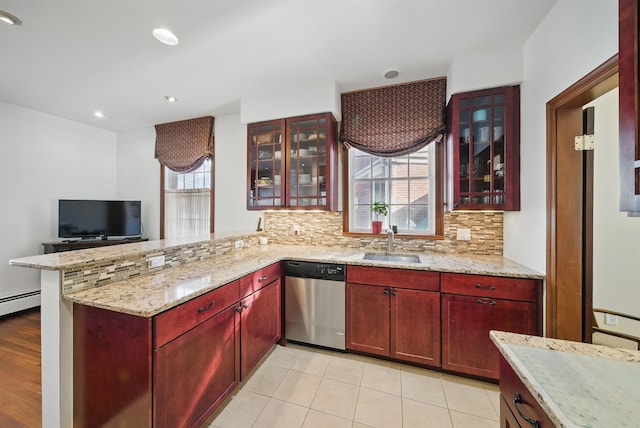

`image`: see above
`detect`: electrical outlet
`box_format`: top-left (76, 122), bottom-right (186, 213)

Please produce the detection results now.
top-left (456, 228), bottom-right (471, 241)
top-left (605, 314), bottom-right (619, 326)
top-left (234, 240), bottom-right (244, 249)
top-left (148, 255), bottom-right (165, 268)
top-left (293, 224), bottom-right (300, 235)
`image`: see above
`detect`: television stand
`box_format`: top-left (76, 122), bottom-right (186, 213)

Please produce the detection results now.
top-left (42, 238), bottom-right (148, 254)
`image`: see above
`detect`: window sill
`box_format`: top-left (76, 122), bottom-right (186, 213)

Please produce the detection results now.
top-left (342, 232), bottom-right (444, 241)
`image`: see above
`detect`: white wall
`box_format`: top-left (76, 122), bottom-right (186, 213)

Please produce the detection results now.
top-left (214, 114), bottom-right (263, 233)
top-left (502, 0), bottom-right (618, 273)
top-left (116, 127), bottom-right (161, 239)
top-left (115, 114), bottom-right (261, 238)
top-left (590, 88), bottom-right (640, 318)
top-left (0, 101), bottom-right (117, 311)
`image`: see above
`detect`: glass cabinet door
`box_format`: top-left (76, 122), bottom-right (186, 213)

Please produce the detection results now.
top-left (288, 116), bottom-right (328, 208)
top-left (453, 86), bottom-right (518, 210)
top-left (248, 120), bottom-right (284, 208)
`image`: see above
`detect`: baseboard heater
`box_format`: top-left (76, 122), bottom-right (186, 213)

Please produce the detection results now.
top-left (0, 290), bottom-right (41, 316)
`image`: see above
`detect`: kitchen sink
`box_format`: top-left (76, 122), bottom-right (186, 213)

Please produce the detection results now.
top-left (363, 253), bottom-right (421, 264)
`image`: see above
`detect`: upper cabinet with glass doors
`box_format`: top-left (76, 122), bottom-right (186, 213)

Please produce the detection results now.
top-left (247, 112), bottom-right (338, 211)
top-left (448, 85), bottom-right (520, 211)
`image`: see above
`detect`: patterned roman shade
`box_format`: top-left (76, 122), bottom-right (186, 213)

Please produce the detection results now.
top-left (339, 77), bottom-right (446, 157)
top-left (155, 116), bottom-right (215, 172)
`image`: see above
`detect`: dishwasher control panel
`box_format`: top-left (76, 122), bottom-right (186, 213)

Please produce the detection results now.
top-left (284, 261), bottom-right (345, 281)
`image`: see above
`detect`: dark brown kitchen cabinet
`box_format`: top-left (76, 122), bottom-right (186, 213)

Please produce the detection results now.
top-left (73, 263), bottom-right (283, 427)
top-left (619, 0), bottom-right (640, 212)
top-left (346, 266), bottom-right (440, 367)
top-left (499, 356), bottom-right (555, 427)
top-left (247, 112), bottom-right (338, 210)
top-left (239, 274), bottom-right (282, 379)
top-left (447, 85), bottom-right (520, 210)
top-left (441, 273), bottom-right (541, 380)
top-left (154, 305), bottom-right (239, 428)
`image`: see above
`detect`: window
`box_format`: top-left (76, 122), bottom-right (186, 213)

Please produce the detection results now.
top-left (161, 159), bottom-right (213, 239)
top-left (347, 143), bottom-right (443, 236)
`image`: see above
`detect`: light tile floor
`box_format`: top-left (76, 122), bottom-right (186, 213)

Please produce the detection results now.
top-left (206, 344), bottom-right (500, 428)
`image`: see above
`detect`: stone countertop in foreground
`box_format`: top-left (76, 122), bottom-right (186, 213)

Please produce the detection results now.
top-left (60, 244), bottom-right (543, 317)
top-left (490, 331), bottom-right (640, 428)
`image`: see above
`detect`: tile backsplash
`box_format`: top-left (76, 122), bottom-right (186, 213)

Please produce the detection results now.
top-left (263, 210), bottom-right (503, 255)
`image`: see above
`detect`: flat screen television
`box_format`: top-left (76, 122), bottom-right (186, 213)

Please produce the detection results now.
top-left (58, 199), bottom-right (142, 240)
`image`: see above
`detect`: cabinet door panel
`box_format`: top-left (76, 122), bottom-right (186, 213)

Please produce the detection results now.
top-left (240, 279), bottom-right (282, 379)
top-left (346, 283), bottom-right (390, 356)
top-left (441, 294), bottom-right (536, 379)
top-left (154, 306), bottom-right (239, 428)
top-left (391, 288), bottom-right (440, 366)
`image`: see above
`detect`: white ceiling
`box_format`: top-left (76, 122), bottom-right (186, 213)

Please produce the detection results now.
top-left (0, 0), bottom-right (556, 132)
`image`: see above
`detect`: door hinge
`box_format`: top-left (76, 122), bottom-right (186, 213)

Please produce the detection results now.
top-left (574, 135), bottom-right (595, 151)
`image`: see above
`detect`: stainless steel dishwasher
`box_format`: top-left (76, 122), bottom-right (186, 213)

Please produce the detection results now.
top-left (284, 260), bottom-right (346, 350)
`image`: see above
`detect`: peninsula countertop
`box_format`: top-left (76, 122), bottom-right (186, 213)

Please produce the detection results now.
top-left (490, 331), bottom-right (640, 428)
top-left (51, 244), bottom-right (543, 317)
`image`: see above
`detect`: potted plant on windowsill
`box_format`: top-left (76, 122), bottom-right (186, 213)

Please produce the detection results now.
top-left (371, 201), bottom-right (389, 234)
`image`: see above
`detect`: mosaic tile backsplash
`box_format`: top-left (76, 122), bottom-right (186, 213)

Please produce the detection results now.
top-left (262, 210), bottom-right (503, 255)
top-left (61, 210), bottom-right (502, 294)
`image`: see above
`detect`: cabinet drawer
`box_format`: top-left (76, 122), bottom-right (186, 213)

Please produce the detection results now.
top-left (347, 266), bottom-right (439, 291)
top-left (441, 273), bottom-right (538, 302)
top-left (499, 356), bottom-right (555, 427)
top-left (154, 280), bottom-right (240, 348)
top-left (240, 262), bottom-right (282, 297)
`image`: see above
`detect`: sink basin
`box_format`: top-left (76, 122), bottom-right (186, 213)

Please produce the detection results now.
top-left (363, 253), bottom-right (421, 264)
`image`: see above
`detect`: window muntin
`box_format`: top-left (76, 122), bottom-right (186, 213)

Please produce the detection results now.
top-left (349, 145), bottom-right (436, 235)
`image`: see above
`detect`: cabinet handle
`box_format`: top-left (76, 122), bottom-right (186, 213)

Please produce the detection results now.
top-left (197, 300), bottom-right (216, 313)
top-left (475, 298), bottom-right (497, 305)
top-left (383, 289), bottom-right (389, 295)
top-left (258, 275), bottom-right (269, 282)
top-left (475, 283), bottom-right (496, 290)
top-left (513, 393), bottom-right (540, 428)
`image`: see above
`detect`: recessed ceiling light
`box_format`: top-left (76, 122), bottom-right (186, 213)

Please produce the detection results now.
top-left (383, 67), bottom-right (400, 79)
top-left (164, 95), bottom-right (178, 103)
top-left (94, 111), bottom-right (105, 119)
top-left (152, 28), bottom-right (179, 46)
top-left (0, 10), bottom-right (22, 25)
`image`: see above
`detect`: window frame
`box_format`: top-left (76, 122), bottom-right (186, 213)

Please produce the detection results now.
top-left (160, 160), bottom-right (215, 239)
top-left (342, 140), bottom-right (444, 239)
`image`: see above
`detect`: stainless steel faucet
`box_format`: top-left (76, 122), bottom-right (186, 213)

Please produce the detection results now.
top-left (387, 228), bottom-right (395, 253)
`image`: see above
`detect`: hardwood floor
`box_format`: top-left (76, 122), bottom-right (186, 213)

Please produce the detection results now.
top-left (0, 308), bottom-right (41, 427)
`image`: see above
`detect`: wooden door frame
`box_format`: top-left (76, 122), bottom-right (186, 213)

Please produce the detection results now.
top-left (546, 55), bottom-right (618, 339)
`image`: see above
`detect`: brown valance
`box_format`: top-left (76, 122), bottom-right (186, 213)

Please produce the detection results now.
top-left (155, 116), bottom-right (214, 172)
top-left (339, 77), bottom-right (446, 157)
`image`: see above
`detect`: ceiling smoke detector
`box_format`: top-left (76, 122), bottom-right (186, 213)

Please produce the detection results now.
top-left (0, 10), bottom-right (22, 25)
top-left (152, 28), bottom-right (179, 46)
top-left (383, 67), bottom-right (400, 79)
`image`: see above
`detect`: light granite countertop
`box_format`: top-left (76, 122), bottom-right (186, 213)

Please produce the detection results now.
top-left (490, 331), bottom-right (640, 428)
top-left (61, 244), bottom-right (543, 317)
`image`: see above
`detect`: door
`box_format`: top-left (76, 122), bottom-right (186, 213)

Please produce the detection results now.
top-left (546, 57), bottom-right (618, 340)
top-left (240, 279), bottom-right (281, 379)
top-left (390, 288), bottom-right (440, 366)
top-left (345, 283), bottom-right (389, 356)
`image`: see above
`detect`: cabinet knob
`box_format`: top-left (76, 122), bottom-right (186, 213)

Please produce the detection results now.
top-left (236, 305), bottom-right (243, 313)
top-left (243, 303), bottom-right (249, 309)
top-left (513, 393), bottom-right (540, 428)
top-left (383, 289), bottom-right (389, 295)
top-left (391, 290), bottom-right (397, 297)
